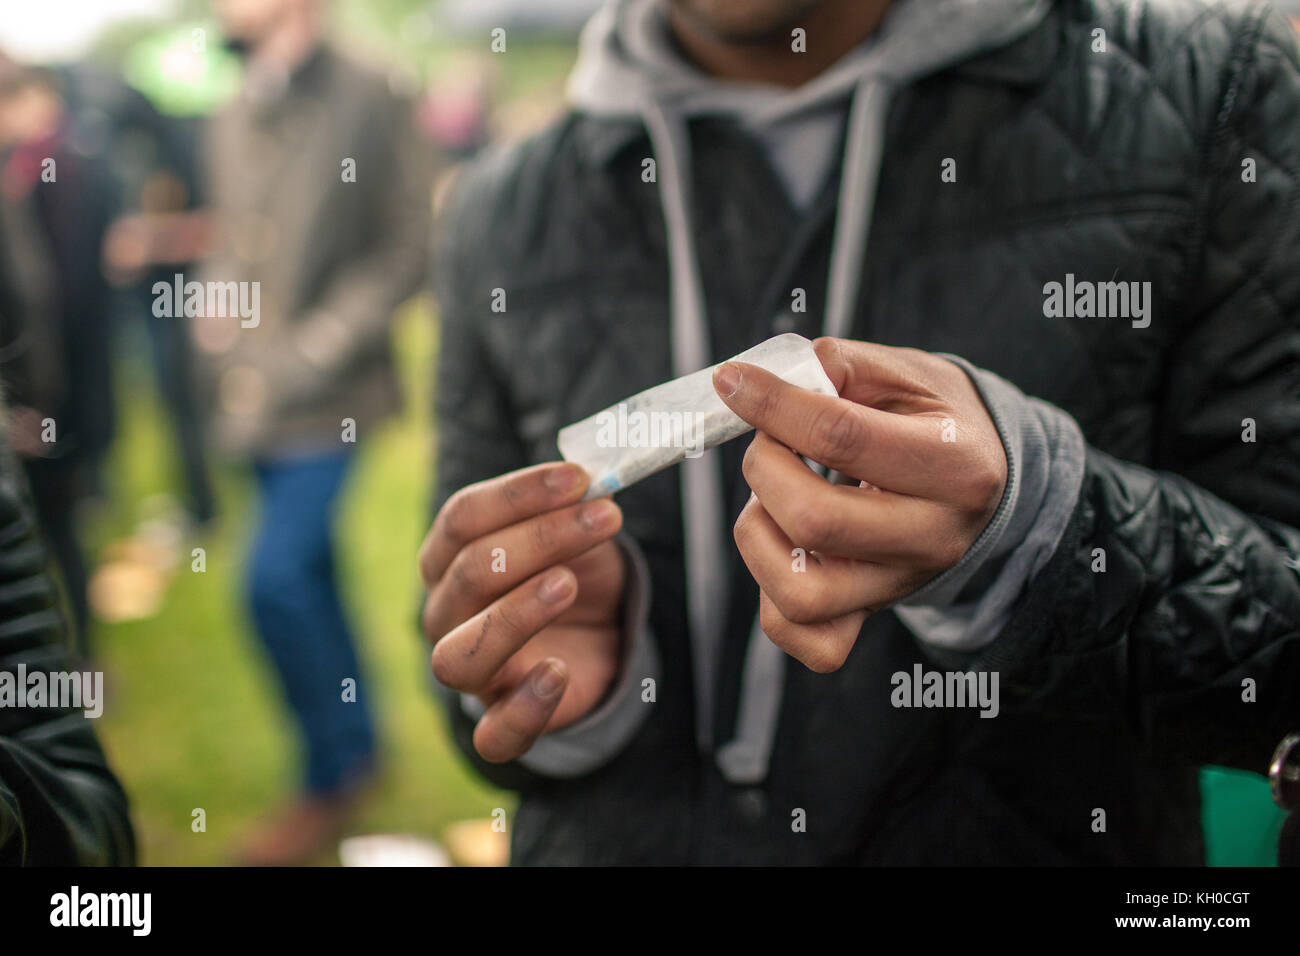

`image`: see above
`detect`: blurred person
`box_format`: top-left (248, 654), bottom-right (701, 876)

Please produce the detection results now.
top-left (91, 72), bottom-right (219, 529)
top-left (420, 53), bottom-right (495, 163)
top-left (200, 0), bottom-right (431, 865)
top-left (424, 0), bottom-right (1300, 864)
top-left (0, 175), bottom-right (59, 460)
top-left (0, 386), bottom-right (136, 865)
top-left (0, 61), bottom-right (117, 661)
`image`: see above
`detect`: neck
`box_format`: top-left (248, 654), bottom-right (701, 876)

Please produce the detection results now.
top-left (669, 0), bottom-right (894, 87)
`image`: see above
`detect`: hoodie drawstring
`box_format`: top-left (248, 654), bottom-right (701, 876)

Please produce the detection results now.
top-left (717, 75), bottom-right (893, 783)
top-left (642, 73), bottom-right (891, 773)
top-left (825, 77), bottom-right (893, 340)
top-left (642, 98), bottom-right (730, 751)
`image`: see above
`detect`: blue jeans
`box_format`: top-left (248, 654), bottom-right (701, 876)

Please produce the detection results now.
top-left (246, 450), bottom-right (377, 795)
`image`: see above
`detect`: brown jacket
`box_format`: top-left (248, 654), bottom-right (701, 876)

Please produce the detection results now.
top-left (199, 44), bottom-right (431, 457)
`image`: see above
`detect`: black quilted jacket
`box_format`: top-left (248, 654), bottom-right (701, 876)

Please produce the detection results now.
top-left (432, 0), bottom-right (1300, 864)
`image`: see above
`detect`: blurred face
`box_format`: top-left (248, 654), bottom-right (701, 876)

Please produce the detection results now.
top-left (667, 0), bottom-right (826, 42)
top-left (0, 83), bottom-right (62, 147)
top-left (214, 0), bottom-right (295, 48)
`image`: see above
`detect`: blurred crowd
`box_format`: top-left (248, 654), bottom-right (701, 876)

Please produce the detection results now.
top-left (0, 0), bottom-right (500, 864)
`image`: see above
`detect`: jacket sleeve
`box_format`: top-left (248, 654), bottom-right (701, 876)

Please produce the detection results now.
top-left (964, 7), bottom-right (1300, 775)
top-left (0, 423), bottom-right (135, 865)
top-left (0, 196), bottom-right (62, 415)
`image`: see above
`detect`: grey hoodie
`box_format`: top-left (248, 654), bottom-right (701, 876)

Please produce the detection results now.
top-left (499, 0), bottom-right (1086, 784)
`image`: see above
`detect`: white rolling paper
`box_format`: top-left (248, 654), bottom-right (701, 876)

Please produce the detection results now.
top-left (557, 333), bottom-right (838, 499)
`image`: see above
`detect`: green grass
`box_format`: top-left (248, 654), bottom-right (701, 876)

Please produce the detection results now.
top-left (90, 299), bottom-right (508, 866)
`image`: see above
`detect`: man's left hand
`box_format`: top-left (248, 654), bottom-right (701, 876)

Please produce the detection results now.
top-left (713, 336), bottom-right (1007, 673)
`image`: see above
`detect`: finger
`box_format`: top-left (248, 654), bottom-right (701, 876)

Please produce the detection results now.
top-left (812, 337), bottom-right (950, 410)
top-left (758, 589), bottom-right (868, 674)
top-left (713, 360), bottom-right (949, 495)
top-left (424, 497), bottom-right (621, 640)
top-left (419, 462), bottom-right (590, 586)
top-left (473, 658), bottom-right (569, 763)
top-left (430, 566), bottom-right (577, 691)
top-left (812, 339), bottom-right (1009, 512)
top-left (734, 496), bottom-right (916, 624)
top-left (741, 431), bottom-right (953, 562)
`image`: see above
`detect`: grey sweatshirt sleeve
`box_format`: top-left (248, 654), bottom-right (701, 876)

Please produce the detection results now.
top-left (457, 532), bottom-right (659, 777)
top-left (892, 357), bottom-right (1086, 652)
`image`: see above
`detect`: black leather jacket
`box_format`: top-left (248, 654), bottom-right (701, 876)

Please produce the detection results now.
top-left (0, 416), bottom-right (135, 865)
top-left (433, 0), bottom-right (1300, 864)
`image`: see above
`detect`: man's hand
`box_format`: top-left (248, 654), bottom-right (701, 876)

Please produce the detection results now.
top-left (420, 462), bottom-right (627, 763)
top-left (713, 337), bottom-right (1007, 674)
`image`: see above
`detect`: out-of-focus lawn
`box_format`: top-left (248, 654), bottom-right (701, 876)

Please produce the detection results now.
top-left (89, 299), bottom-right (508, 866)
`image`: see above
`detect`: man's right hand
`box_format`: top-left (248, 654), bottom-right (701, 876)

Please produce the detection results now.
top-left (420, 462), bottom-right (627, 763)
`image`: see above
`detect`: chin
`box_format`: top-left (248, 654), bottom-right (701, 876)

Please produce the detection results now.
top-left (669, 0), bottom-right (826, 44)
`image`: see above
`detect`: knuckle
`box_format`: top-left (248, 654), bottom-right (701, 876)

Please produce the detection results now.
top-left (892, 571), bottom-right (932, 605)
top-left (979, 456), bottom-right (1008, 503)
top-left (802, 639), bottom-right (851, 675)
top-left (774, 581), bottom-right (824, 626)
top-left (957, 448), bottom-right (1006, 511)
top-left (788, 503), bottom-right (835, 550)
top-left (490, 595), bottom-right (527, 640)
top-left (758, 598), bottom-right (790, 644)
top-left (733, 504), bottom-right (757, 549)
top-left (932, 534), bottom-right (969, 571)
top-left (501, 474), bottom-right (527, 509)
top-left (741, 438), bottom-right (760, 484)
top-left (941, 538), bottom-right (972, 567)
top-left (421, 592), bottom-right (446, 644)
top-left (528, 513), bottom-right (557, 553)
top-left (417, 535), bottom-right (436, 585)
top-left (447, 548), bottom-right (485, 601)
top-left (810, 403), bottom-right (866, 461)
top-left (438, 489), bottom-right (475, 550)
top-left (751, 384), bottom-right (780, 423)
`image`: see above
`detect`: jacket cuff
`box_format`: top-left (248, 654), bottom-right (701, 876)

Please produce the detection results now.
top-left (894, 356), bottom-right (1086, 652)
top-left (458, 531), bottom-right (659, 778)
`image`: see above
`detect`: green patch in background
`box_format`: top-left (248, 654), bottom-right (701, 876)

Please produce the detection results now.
top-left (1201, 766), bottom-right (1283, 866)
top-left (122, 22), bottom-right (243, 117)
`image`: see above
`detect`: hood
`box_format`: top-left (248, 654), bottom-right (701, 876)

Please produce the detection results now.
top-left (568, 0), bottom-right (1052, 121)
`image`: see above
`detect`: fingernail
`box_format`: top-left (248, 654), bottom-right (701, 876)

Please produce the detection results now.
top-left (544, 465), bottom-right (582, 494)
top-left (532, 659), bottom-right (566, 698)
top-left (537, 568), bottom-right (573, 603)
top-left (580, 499), bottom-right (619, 532)
top-left (714, 363), bottom-right (742, 398)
